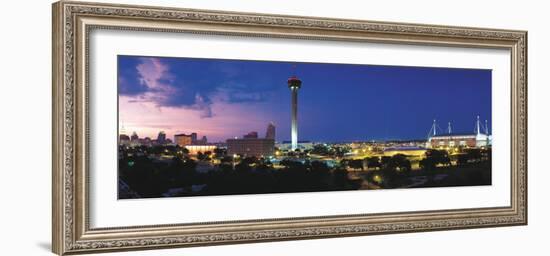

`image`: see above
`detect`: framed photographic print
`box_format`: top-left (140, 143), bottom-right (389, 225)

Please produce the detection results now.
top-left (52, 1), bottom-right (527, 255)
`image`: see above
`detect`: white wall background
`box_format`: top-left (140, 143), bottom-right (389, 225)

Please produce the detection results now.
top-left (0, 0), bottom-right (547, 255)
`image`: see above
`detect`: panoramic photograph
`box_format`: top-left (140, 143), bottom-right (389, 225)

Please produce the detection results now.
top-left (117, 55), bottom-right (492, 199)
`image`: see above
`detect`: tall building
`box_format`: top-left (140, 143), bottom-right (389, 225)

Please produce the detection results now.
top-left (227, 138), bottom-right (275, 157)
top-left (129, 132), bottom-right (140, 146)
top-left (227, 125), bottom-right (276, 157)
top-left (287, 75), bottom-right (302, 150)
top-left (119, 134), bottom-right (130, 145)
top-left (191, 133), bottom-right (198, 144)
top-left (130, 132), bottom-right (139, 141)
top-left (265, 122), bottom-right (276, 140)
top-left (157, 131), bottom-right (166, 144)
top-left (174, 134), bottom-right (193, 146)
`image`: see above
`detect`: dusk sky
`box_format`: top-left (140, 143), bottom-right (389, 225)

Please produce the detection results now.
top-left (118, 55), bottom-right (492, 143)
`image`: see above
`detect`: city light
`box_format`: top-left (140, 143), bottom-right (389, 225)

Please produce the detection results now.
top-left (373, 175), bottom-right (383, 183)
top-left (117, 55), bottom-right (492, 199)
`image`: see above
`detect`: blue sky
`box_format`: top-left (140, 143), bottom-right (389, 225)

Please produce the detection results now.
top-left (118, 55), bottom-right (491, 142)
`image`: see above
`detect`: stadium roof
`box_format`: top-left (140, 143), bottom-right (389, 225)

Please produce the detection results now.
top-left (431, 132), bottom-right (480, 138)
top-left (384, 146), bottom-right (426, 152)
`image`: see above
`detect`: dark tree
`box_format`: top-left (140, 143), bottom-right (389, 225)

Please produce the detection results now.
top-left (365, 156), bottom-right (381, 170)
top-left (213, 147), bottom-right (227, 158)
top-left (349, 159), bottom-right (364, 170)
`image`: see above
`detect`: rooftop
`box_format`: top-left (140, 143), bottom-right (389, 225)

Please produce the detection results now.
top-left (384, 146), bottom-right (426, 152)
top-left (280, 140), bottom-right (312, 144)
top-left (431, 132), bottom-right (485, 138)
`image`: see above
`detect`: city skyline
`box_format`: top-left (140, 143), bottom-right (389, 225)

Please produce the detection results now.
top-left (118, 55), bottom-right (492, 143)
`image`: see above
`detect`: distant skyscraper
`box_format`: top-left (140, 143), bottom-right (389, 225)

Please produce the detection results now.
top-left (265, 122), bottom-right (276, 140)
top-left (287, 75), bottom-right (302, 150)
top-left (157, 131), bottom-right (166, 144)
top-left (191, 133), bottom-right (198, 143)
top-left (119, 134), bottom-right (130, 145)
top-left (201, 135), bottom-right (208, 144)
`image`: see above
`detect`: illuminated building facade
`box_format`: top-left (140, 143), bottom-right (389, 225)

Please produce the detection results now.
top-left (174, 134), bottom-right (193, 146)
top-left (430, 133), bottom-right (479, 148)
top-left (428, 116), bottom-right (491, 148)
top-left (227, 138), bottom-right (275, 157)
top-left (184, 145), bottom-right (217, 155)
top-left (277, 140), bottom-right (314, 151)
top-left (383, 146), bottom-right (427, 157)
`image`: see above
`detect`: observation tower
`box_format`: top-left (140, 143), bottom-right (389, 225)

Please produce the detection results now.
top-left (287, 75), bottom-right (302, 151)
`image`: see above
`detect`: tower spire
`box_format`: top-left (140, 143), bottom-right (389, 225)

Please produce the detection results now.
top-left (427, 119), bottom-right (438, 142)
top-left (447, 122), bottom-right (452, 134)
top-left (476, 115), bottom-right (481, 135)
top-left (485, 119), bottom-right (489, 134)
top-left (120, 119), bottom-right (127, 135)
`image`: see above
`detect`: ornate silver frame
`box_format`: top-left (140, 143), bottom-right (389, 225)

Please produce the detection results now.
top-left (52, 1), bottom-right (527, 255)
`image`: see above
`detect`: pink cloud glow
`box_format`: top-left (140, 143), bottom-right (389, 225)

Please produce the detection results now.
top-left (136, 58), bottom-right (173, 91)
top-left (128, 57), bottom-right (213, 117)
top-left (119, 95), bottom-right (274, 142)
top-left (118, 57), bottom-right (281, 142)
